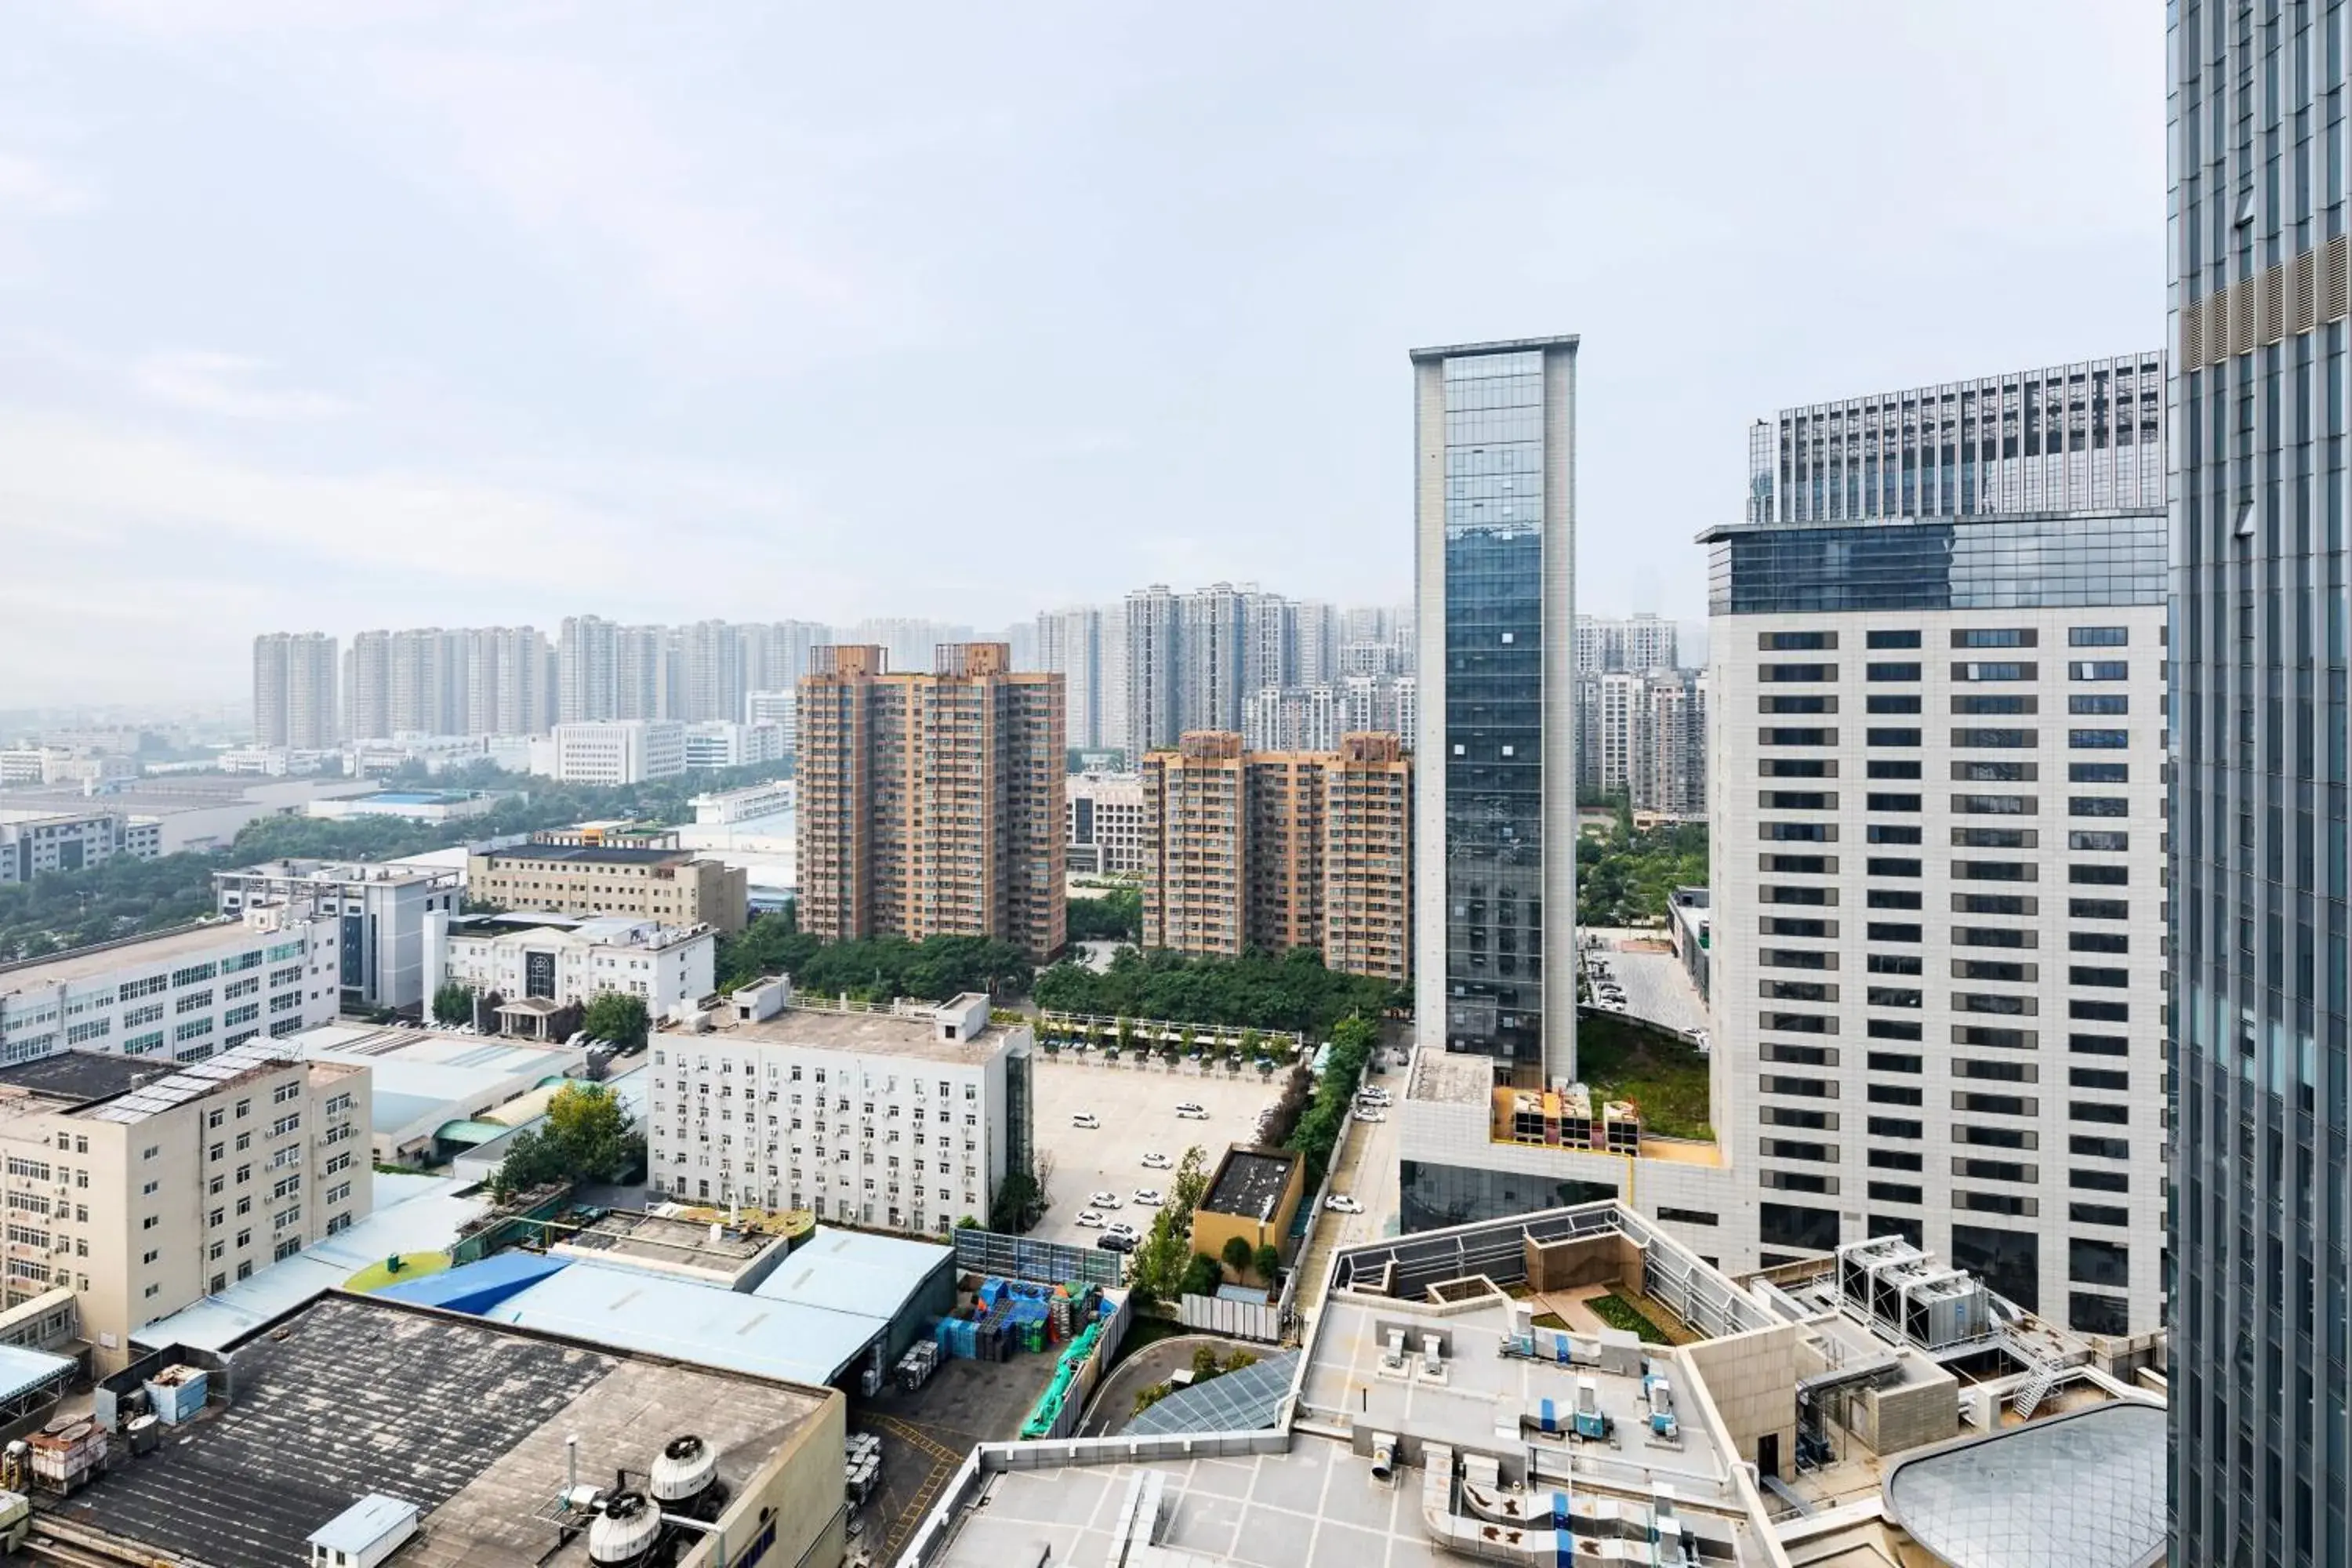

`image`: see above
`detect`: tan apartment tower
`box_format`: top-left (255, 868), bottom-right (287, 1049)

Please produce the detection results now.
top-left (1142, 731), bottom-right (1411, 982)
top-left (796, 643), bottom-right (1066, 961)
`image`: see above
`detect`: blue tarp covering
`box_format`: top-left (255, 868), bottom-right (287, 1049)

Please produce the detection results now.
top-left (374, 1251), bottom-right (571, 1314)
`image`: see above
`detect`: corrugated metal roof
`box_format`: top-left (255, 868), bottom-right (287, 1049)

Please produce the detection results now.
top-left (0, 1342), bottom-right (75, 1405)
top-left (751, 1228), bottom-right (951, 1317)
top-left (479, 1261), bottom-right (884, 1387)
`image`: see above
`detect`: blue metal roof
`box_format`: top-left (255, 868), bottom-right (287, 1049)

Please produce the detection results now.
top-left (374, 1251), bottom-right (570, 1315)
top-left (0, 1343), bottom-right (75, 1406)
top-left (752, 1227), bottom-right (952, 1316)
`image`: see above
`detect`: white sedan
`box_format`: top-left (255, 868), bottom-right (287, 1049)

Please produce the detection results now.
top-left (1140, 1152), bottom-right (1172, 1170)
top-left (1087, 1191), bottom-right (1123, 1209)
top-left (1325, 1194), bottom-right (1364, 1214)
top-left (1074, 1210), bottom-right (1107, 1229)
top-left (1131, 1189), bottom-right (1163, 1207)
top-left (1103, 1221), bottom-right (1141, 1241)
top-left (1356, 1109), bottom-right (1386, 1123)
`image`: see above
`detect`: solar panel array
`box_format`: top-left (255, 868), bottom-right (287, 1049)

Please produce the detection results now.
top-left (1127, 1352), bottom-right (1298, 1436)
top-left (85, 1041), bottom-right (292, 1123)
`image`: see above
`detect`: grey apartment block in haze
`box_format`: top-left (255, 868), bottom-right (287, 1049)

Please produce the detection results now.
top-left (1411, 336), bottom-right (1577, 1080)
top-left (2168, 4), bottom-right (2352, 1562)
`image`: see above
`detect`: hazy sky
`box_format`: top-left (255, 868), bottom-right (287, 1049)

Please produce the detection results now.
top-left (1, 2), bottom-right (2160, 705)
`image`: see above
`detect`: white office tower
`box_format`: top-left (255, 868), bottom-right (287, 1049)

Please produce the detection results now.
top-left (1574, 612), bottom-right (1680, 675)
top-left (559, 615), bottom-right (619, 722)
top-left (252, 633), bottom-right (338, 749)
top-left (552, 720), bottom-right (688, 784)
top-left (1700, 353), bottom-right (2169, 1333)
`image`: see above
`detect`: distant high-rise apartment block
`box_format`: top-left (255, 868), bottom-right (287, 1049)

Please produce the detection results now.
top-left (2169, 7), bottom-right (2349, 1556)
top-left (797, 643), bottom-right (1065, 960)
top-left (1121, 583), bottom-right (1302, 758)
top-left (1411, 336), bottom-right (1579, 1076)
top-left (1037, 605), bottom-right (1123, 753)
top-left (837, 618), bottom-right (978, 677)
top-left (252, 633), bottom-right (338, 749)
top-left (1745, 356), bottom-right (2165, 526)
top-left (343, 626), bottom-right (553, 739)
top-left (1140, 731), bottom-right (1410, 983)
top-left (1573, 666), bottom-right (1706, 815)
top-left (557, 614), bottom-right (619, 723)
top-left (1573, 612), bottom-right (1679, 675)
top-left (1242, 684), bottom-right (1339, 754)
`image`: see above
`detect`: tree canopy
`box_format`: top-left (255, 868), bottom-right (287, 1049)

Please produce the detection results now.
top-left (1575, 819), bottom-right (1708, 927)
top-left (1064, 886), bottom-right (1142, 944)
top-left (489, 1081), bottom-right (644, 1200)
top-left (716, 913), bottom-right (1033, 1001)
top-left (583, 991), bottom-right (651, 1049)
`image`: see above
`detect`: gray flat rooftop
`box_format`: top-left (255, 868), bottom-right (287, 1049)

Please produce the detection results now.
top-left (1202, 1149), bottom-right (1297, 1221)
top-left (688, 1006), bottom-right (1008, 1065)
top-left (220, 858), bottom-right (458, 884)
top-left (0, 920), bottom-right (272, 993)
top-left (1404, 1050), bottom-right (1490, 1105)
top-left (934, 1446), bottom-right (1444, 1568)
top-left (0, 1050), bottom-right (183, 1108)
top-left (53, 1294), bottom-right (833, 1568)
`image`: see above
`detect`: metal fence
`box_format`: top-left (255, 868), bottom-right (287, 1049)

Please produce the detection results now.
top-left (1177, 1292), bottom-right (1282, 1343)
top-left (953, 1226), bottom-right (1124, 1290)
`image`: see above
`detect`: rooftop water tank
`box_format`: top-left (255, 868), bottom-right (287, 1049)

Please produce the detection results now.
top-left (588, 1492), bottom-right (662, 1566)
top-left (648, 1434), bottom-right (717, 1504)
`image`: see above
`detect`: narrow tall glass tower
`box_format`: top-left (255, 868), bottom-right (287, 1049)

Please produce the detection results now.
top-left (2168, 5), bottom-right (2352, 1562)
top-left (1411, 336), bottom-right (1578, 1082)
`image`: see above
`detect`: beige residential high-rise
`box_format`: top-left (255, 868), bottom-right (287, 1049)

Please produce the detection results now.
top-left (797, 643), bottom-right (1065, 961)
top-left (466, 837), bottom-right (746, 932)
top-left (0, 1040), bottom-right (372, 1373)
top-left (251, 633), bottom-right (338, 749)
top-left (1142, 731), bottom-right (1411, 982)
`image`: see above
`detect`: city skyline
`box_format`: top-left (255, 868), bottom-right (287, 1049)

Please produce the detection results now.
top-left (0, 5), bottom-right (2155, 705)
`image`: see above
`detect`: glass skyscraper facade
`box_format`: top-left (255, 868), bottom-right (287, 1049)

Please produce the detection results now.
top-left (2169, 3), bottom-right (2352, 1562)
top-left (1412, 336), bottom-right (1578, 1078)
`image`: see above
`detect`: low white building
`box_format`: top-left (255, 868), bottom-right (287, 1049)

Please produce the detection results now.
top-left (691, 780), bottom-right (794, 826)
top-left (552, 721), bottom-right (686, 784)
top-left (303, 790), bottom-right (495, 824)
top-left (213, 858), bottom-right (465, 1014)
top-left (744, 689), bottom-right (797, 754)
top-left (648, 981), bottom-right (1033, 1236)
top-left (425, 913), bottom-right (716, 1037)
top-left (0, 808), bottom-right (153, 883)
top-left (0, 908), bottom-right (342, 1069)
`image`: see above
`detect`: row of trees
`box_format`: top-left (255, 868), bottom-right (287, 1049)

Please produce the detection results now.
top-left (1063, 886), bottom-right (1142, 943)
top-left (1032, 946), bottom-right (1402, 1038)
top-left (1124, 1145), bottom-right (1212, 1301)
top-left (716, 913), bottom-right (1034, 1000)
top-left (430, 982), bottom-right (652, 1051)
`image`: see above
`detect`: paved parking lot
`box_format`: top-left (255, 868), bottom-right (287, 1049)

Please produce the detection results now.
top-left (1029, 1054), bottom-right (1285, 1246)
top-left (1582, 930), bottom-right (1708, 1037)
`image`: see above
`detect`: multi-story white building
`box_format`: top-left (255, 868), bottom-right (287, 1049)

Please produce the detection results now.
top-left (693, 780), bottom-right (794, 826)
top-left (0, 910), bottom-right (342, 1069)
top-left (0, 1040), bottom-right (372, 1371)
top-left (552, 720), bottom-right (687, 784)
top-left (1240, 684), bottom-right (1340, 754)
top-left (682, 720), bottom-right (785, 771)
top-left (1575, 667), bottom-right (1708, 815)
top-left (0, 808), bottom-right (153, 884)
top-left (1574, 612), bottom-right (1680, 676)
top-left (1065, 771), bottom-right (1145, 876)
top-left (647, 982), bottom-right (1033, 1237)
top-left (213, 858), bottom-right (463, 1013)
top-left (426, 913), bottom-right (715, 1033)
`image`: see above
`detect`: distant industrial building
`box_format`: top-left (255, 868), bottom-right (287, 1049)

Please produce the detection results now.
top-left (426, 912), bottom-right (717, 1033)
top-left (797, 642), bottom-right (1065, 960)
top-left (214, 858), bottom-right (464, 1013)
top-left (0, 1040), bottom-right (372, 1373)
top-left (1142, 731), bottom-right (1411, 982)
top-left (302, 789), bottom-right (495, 824)
top-left (0, 910), bottom-right (342, 1069)
top-left (681, 720), bottom-right (785, 770)
top-left (466, 838), bottom-right (747, 934)
top-left (0, 807), bottom-right (152, 883)
top-left (652, 981), bottom-right (1033, 1238)
top-left (1, 774), bottom-right (377, 855)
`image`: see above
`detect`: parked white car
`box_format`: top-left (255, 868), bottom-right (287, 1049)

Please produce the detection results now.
top-left (1087, 1191), bottom-right (1123, 1209)
top-left (1173, 1102), bottom-right (1209, 1119)
top-left (1075, 1210), bottom-right (1107, 1229)
top-left (1071, 1112), bottom-right (1101, 1129)
top-left (1131, 1189), bottom-right (1163, 1207)
top-left (1104, 1221), bottom-right (1141, 1241)
top-left (1357, 1109), bottom-right (1387, 1123)
top-left (1140, 1152), bottom-right (1172, 1170)
top-left (1325, 1194), bottom-right (1364, 1214)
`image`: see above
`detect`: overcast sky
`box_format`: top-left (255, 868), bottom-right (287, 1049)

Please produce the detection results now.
top-left (1, 1), bottom-right (2160, 706)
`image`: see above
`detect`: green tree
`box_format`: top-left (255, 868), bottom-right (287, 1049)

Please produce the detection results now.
top-left (1220, 1235), bottom-right (1254, 1276)
top-left (1254, 1243), bottom-right (1281, 1283)
top-left (492, 1081), bottom-right (646, 1200)
top-left (1065, 887), bottom-right (1142, 943)
top-left (431, 982), bottom-right (475, 1027)
top-left (582, 991), bottom-right (651, 1050)
top-left (1178, 1252), bottom-right (1225, 1298)
top-left (989, 1170), bottom-right (1042, 1232)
